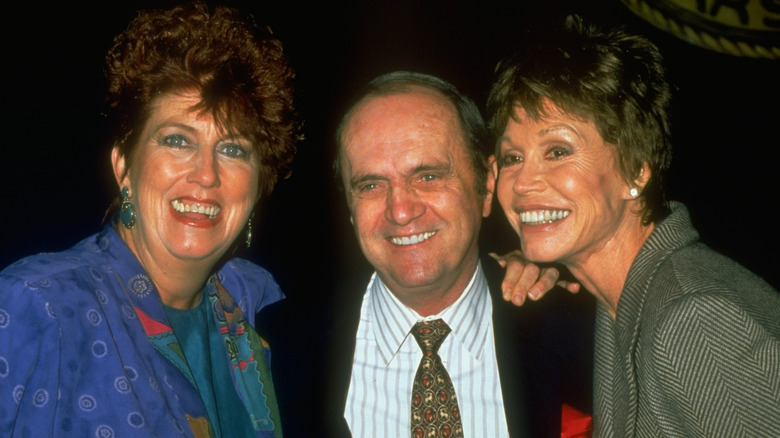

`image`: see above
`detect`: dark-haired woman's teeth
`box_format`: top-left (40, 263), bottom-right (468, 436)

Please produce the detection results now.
top-left (520, 209), bottom-right (570, 225)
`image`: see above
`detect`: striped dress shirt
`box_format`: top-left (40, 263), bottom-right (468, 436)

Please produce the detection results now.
top-left (345, 262), bottom-right (510, 437)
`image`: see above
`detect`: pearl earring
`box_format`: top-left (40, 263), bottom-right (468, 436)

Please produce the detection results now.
top-left (629, 188), bottom-right (639, 198)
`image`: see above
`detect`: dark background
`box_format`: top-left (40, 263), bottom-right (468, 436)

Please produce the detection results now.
top-left (2, 1), bottom-right (778, 300)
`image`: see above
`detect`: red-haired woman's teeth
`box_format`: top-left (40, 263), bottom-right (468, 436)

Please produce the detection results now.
top-left (171, 199), bottom-right (221, 219)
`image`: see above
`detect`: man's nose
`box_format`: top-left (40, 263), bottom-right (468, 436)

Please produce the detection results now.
top-left (385, 186), bottom-right (425, 225)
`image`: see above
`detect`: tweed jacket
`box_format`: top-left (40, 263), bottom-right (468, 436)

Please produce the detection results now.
top-left (257, 255), bottom-right (594, 438)
top-left (593, 202), bottom-right (780, 437)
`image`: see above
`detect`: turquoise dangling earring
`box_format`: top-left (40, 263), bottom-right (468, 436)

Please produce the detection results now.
top-left (120, 186), bottom-right (136, 229)
top-left (245, 212), bottom-right (254, 248)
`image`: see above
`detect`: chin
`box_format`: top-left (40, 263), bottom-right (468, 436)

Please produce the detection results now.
top-left (520, 243), bottom-right (563, 264)
top-left (395, 271), bottom-right (437, 288)
top-left (387, 266), bottom-right (443, 290)
top-left (169, 243), bottom-right (225, 262)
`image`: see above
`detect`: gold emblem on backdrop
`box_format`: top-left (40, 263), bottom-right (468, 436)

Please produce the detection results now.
top-left (620, 0), bottom-right (780, 58)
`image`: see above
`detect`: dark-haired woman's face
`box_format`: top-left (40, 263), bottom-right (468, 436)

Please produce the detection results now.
top-left (494, 101), bottom-right (635, 268)
top-left (113, 91), bottom-right (260, 267)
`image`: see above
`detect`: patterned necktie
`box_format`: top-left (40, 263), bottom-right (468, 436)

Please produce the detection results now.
top-left (410, 319), bottom-right (463, 438)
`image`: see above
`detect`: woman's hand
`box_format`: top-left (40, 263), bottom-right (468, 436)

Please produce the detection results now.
top-left (489, 250), bottom-right (580, 306)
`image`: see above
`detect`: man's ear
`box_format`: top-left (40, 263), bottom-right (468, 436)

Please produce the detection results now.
top-left (111, 146), bottom-right (128, 188)
top-left (482, 155), bottom-right (497, 218)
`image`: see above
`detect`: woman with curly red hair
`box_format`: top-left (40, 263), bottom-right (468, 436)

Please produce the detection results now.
top-left (0, 3), bottom-right (298, 437)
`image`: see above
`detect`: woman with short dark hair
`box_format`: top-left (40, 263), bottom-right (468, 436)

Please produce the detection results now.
top-left (490, 15), bottom-right (780, 437)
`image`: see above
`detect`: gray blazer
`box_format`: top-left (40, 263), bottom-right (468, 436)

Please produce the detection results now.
top-left (593, 202), bottom-right (780, 437)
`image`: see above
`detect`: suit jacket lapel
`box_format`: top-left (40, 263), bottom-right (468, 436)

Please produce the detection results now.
top-left (484, 255), bottom-right (539, 438)
top-left (255, 285), bottom-right (362, 438)
top-left (322, 288), bottom-right (363, 437)
top-left (260, 258), bottom-right (592, 438)
top-left (483, 255), bottom-right (594, 438)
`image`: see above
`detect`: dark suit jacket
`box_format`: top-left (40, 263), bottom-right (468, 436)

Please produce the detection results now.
top-left (256, 255), bottom-right (594, 437)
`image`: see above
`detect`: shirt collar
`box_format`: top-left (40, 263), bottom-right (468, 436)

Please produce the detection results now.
top-left (367, 261), bottom-right (492, 365)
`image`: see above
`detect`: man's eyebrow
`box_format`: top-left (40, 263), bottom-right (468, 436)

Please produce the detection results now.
top-left (350, 173), bottom-right (386, 188)
top-left (348, 161), bottom-right (452, 188)
top-left (411, 162), bottom-right (450, 174)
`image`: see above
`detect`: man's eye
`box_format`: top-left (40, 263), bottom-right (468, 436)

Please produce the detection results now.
top-left (421, 174), bottom-right (438, 182)
top-left (359, 183), bottom-right (379, 192)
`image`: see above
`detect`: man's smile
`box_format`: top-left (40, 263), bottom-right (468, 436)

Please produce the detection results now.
top-left (389, 231), bottom-right (436, 246)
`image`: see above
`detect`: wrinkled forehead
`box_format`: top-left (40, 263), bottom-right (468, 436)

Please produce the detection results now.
top-left (341, 89), bottom-right (466, 157)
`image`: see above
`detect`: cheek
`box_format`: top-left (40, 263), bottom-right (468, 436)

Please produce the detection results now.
top-left (558, 169), bottom-right (622, 220)
top-left (556, 165), bottom-right (602, 199)
top-left (496, 176), bottom-right (514, 208)
top-left (225, 167), bottom-right (261, 201)
top-left (559, 175), bottom-right (583, 196)
top-left (496, 165), bottom-right (519, 191)
top-left (130, 155), bottom-right (181, 193)
top-left (350, 200), bottom-right (381, 236)
top-left (437, 194), bottom-right (483, 237)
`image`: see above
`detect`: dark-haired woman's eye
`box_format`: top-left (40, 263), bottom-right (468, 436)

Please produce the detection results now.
top-left (500, 153), bottom-right (523, 167)
top-left (546, 145), bottom-right (572, 160)
top-left (161, 134), bottom-right (190, 148)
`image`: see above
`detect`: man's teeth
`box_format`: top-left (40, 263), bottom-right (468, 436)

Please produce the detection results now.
top-left (390, 231), bottom-right (436, 246)
top-left (171, 199), bottom-right (221, 218)
top-left (520, 209), bottom-right (570, 225)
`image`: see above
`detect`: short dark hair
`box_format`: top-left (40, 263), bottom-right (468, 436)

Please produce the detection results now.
top-left (105, 1), bottom-right (300, 198)
top-left (335, 71), bottom-right (491, 195)
top-left (487, 15), bottom-right (672, 224)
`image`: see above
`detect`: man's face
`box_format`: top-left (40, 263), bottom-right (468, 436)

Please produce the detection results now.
top-left (339, 88), bottom-right (493, 314)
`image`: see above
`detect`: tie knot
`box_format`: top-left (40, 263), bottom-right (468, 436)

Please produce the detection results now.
top-left (411, 319), bottom-right (451, 354)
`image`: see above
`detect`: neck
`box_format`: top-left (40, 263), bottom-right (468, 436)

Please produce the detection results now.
top-left (118, 226), bottom-right (217, 310)
top-left (397, 289), bottom-right (464, 317)
top-left (384, 259), bottom-right (479, 317)
top-left (566, 217), bottom-right (654, 320)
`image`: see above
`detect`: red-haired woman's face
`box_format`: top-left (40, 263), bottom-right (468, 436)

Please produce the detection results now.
top-left (113, 90), bottom-right (260, 268)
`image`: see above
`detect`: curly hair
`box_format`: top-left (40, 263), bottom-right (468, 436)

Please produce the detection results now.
top-left (487, 15), bottom-right (672, 224)
top-left (105, 1), bottom-right (299, 198)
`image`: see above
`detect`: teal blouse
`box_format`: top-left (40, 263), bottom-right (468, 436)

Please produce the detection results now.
top-left (165, 293), bottom-right (255, 438)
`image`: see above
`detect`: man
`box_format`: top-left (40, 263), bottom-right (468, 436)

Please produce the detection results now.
top-left (257, 72), bottom-right (593, 437)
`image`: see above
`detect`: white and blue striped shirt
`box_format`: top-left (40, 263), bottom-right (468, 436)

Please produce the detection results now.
top-left (345, 262), bottom-right (509, 437)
